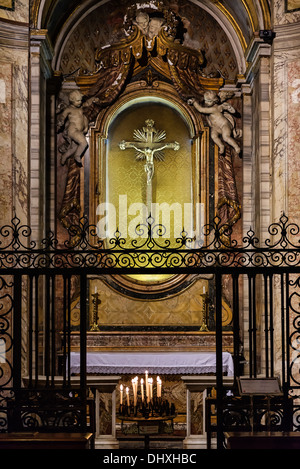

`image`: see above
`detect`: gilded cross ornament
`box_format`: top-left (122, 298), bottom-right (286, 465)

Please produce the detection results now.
top-left (119, 119), bottom-right (180, 212)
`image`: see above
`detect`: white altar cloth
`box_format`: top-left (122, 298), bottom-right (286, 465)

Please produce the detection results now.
top-left (70, 351), bottom-right (234, 376)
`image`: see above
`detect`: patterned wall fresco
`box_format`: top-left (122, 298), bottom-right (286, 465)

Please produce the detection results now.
top-left (58, 0), bottom-right (238, 80)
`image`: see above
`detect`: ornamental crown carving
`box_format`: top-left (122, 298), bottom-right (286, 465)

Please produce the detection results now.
top-left (75, 2), bottom-right (224, 113)
top-left (123, 1), bottom-right (179, 40)
top-left (81, 1), bottom-right (208, 77)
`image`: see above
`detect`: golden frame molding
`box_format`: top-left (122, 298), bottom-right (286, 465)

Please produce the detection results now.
top-left (85, 79), bottom-right (213, 298)
top-left (88, 79), bottom-right (207, 233)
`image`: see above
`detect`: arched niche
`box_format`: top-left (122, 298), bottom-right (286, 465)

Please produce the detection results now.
top-left (87, 81), bottom-right (211, 299)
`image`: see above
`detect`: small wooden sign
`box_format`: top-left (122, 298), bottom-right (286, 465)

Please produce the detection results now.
top-left (237, 377), bottom-right (282, 396)
top-left (139, 425), bottom-right (159, 435)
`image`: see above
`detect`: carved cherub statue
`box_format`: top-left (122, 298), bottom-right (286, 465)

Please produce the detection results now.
top-left (188, 90), bottom-right (242, 156)
top-left (57, 90), bottom-right (89, 166)
top-left (133, 11), bottom-right (165, 39)
top-left (148, 17), bottom-right (165, 38)
top-left (133, 11), bottom-right (150, 35)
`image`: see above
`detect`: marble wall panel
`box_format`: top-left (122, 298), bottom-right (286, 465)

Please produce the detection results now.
top-left (272, 53), bottom-right (289, 219)
top-left (272, 26), bottom-right (300, 221)
top-left (71, 331), bottom-right (234, 352)
top-left (0, 22), bottom-right (29, 225)
top-left (0, 1), bottom-right (14, 9)
top-left (0, 20), bottom-right (29, 381)
top-left (0, 62), bottom-right (13, 226)
top-left (272, 14), bottom-right (300, 376)
top-left (99, 391), bottom-right (113, 435)
top-left (0, 0), bottom-right (28, 22)
top-left (190, 391), bottom-right (203, 435)
top-left (287, 59), bottom-right (300, 222)
top-left (274, 0), bottom-right (300, 25)
top-left (91, 279), bottom-right (206, 328)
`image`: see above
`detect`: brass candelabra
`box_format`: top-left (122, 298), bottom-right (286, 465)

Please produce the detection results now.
top-left (90, 291), bottom-right (101, 331)
top-left (200, 292), bottom-right (210, 331)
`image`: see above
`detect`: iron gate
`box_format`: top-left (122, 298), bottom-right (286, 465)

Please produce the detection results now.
top-left (0, 213), bottom-right (300, 448)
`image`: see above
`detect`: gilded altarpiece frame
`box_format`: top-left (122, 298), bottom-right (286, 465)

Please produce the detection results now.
top-left (85, 81), bottom-right (219, 329)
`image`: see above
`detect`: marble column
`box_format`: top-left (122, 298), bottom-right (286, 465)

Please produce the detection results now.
top-left (181, 376), bottom-right (233, 449)
top-left (244, 39), bottom-right (272, 243)
top-left (29, 29), bottom-right (53, 241)
top-left (272, 17), bottom-right (300, 377)
top-left (89, 376), bottom-right (121, 449)
top-left (241, 39), bottom-right (272, 376)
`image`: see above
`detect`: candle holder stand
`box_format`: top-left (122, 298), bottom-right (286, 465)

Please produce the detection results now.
top-left (200, 292), bottom-right (210, 332)
top-left (90, 292), bottom-right (101, 331)
top-left (117, 396), bottom-right (176, 449)
top-left (118, 396), bottom-right (175, 419)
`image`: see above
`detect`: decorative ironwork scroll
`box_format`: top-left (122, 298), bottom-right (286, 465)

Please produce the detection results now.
top-left (0, 213), bottom-right (300, 437)
top-left (0, 213), bottom-right (299, 270)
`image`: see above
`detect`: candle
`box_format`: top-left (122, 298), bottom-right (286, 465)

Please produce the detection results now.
top-left (136, 377), bottom-right (138, 405)
top-left (131, 379), bottom-right (135, 405)
top-left (120, 384), bottom-right (123, 405)
top-left (203, 286), bottom-right (205, 294)
top-left (126, 386), bottom-right (130, 406)
top-left (95, 286), bottom-right (97, 293)
top-left (141, 378), bottom-right (144, 402)
top-left (145, 370), bottom-right (149, 399)
top-left (157, 376), bottom-right (161, 397)
top-left (149, 377), bottom-right (153, 400)
top-left (132, 376), bottom-right (138, 407)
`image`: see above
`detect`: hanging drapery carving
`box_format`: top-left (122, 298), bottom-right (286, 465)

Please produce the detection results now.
top-left (218, 146), bottom-right (241, 246)
top-left (76, 13), bottom-right (223, 110)
top-left (83, 59), bottom-right (134, 123)
top-left (57, 157), bottom-right (81, 242)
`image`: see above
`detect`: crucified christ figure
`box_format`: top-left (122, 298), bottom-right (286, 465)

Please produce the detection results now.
top-left (119, 119), bottom-right (180, 212)
top-left (119, 140), bottom-right (180, 184)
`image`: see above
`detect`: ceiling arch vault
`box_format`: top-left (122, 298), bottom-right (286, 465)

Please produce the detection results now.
top-left (31, 0), bottom-right (272, 84)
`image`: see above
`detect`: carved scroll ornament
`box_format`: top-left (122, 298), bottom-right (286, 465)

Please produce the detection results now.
top-left (76, 17), bottom-right (224, 122)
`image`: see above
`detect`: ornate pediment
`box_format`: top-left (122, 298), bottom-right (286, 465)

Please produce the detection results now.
top-left (75, 2), bottom-right (224, 103)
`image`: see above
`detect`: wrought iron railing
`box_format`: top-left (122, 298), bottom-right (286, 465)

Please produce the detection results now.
top-left (0, 213), bottom-right (299, 448)
top-left (0, 213), bottom-right (299, 270)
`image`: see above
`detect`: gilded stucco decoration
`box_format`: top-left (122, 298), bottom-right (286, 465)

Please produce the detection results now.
top-left (58, 0), bottom-right (239, 82)
top-left (74, 2), bottom-right (225, 123)
top-left (56, 0), bottom-right (242, 248)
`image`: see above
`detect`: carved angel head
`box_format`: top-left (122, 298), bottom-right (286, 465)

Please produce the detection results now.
top-left (148, 17), bottom-right (165, 38)
top-left (203, 90), bottom-right (219, 106)
top-left (134, 11), bottom-right (150, 34)
top-left (69, 90), bottom-right (83, 108)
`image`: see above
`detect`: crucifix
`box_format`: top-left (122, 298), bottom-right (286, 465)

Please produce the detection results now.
top-left (119, 119), bottom-right (180, 214)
